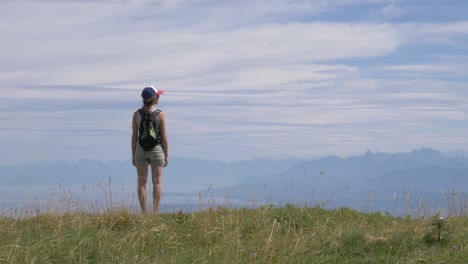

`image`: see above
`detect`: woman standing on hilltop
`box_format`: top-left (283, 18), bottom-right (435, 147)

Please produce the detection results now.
top-left (131, 86), bottom-right (169, 213)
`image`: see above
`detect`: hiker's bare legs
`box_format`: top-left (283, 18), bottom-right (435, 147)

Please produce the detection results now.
top-left (137, 165), bottom-right (149, 213)
top-left (151, 164), bottom-right (163, 212)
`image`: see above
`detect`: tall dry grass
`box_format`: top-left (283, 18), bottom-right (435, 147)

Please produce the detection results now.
top-left (1, 180), bottom-right (468, 263)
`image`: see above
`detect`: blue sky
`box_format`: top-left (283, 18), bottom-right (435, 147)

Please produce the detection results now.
top-left (1, 0), bottom-right (468, 165)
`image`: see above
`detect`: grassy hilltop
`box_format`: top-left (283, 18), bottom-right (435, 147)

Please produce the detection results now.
top-left (1, 205), bottom-right (468, 263)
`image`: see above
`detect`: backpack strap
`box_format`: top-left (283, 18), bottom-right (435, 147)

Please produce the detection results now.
top-left (152, 109), bottom-right (162, 145)
top-left (138, 108), bottom-right (161, 118)
top-left (137, 109), bottom-right (148, 119)
top-left (151, 109), bottom-right (162, 118)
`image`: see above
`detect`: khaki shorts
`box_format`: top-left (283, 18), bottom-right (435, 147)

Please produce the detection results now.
top-left (134, 144), bottom-right (166, 166)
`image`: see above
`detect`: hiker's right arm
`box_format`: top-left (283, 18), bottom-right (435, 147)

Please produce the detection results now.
top-left (131, 111), bottom-right (138, 166)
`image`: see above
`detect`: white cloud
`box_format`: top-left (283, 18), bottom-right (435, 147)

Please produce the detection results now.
top-left (397, 21), bottom-right (468, 45)
top-left (0, 21), bottom-right (400, 87)
top-left (384, 64), bottom-right (455, 72)
top-left (371, 1), bottom-right (403, 21)
top-left (0, 0), bottom-right (468, 164)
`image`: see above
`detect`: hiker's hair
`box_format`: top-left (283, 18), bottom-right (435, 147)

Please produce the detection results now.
top-left (142, 95), bottom-right (159, 109)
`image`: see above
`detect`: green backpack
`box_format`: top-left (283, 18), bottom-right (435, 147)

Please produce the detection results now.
top-left (138, 109), bottom-right (161, 150)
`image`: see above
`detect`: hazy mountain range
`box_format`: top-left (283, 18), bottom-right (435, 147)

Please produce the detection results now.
top-left (224, 148), bottom-right (468, 209)
top-left (0, 157), bottom-right (298, 192)
top-left (1, 148), bottom-right (467, 215)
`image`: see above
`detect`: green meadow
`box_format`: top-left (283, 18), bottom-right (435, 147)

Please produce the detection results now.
top-left (1, 204), bottom-right (468, 263)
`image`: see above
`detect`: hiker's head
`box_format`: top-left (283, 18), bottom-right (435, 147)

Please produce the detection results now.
top-left (141, 86), bottom-right (164, 106)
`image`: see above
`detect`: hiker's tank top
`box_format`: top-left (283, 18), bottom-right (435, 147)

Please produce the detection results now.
top-left (136, 108), bottom-right (161, 131)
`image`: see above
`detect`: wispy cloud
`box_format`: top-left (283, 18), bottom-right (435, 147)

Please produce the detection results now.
top-left (1, 21), bottom-right (400, 86)
top-left (0, 0), bottom-right (467, 164)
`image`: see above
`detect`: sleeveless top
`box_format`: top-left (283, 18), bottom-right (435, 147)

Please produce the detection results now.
top-left (136, 108), bottom-right (161, 131)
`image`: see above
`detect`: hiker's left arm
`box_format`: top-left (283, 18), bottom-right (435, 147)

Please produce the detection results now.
top-left (159, 112), bottom-right (169, 167)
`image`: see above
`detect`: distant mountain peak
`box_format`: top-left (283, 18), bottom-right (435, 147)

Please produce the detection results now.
top-left (411, 147), bottom-right (441, 155)
top-left (361, 147), bottom-right (443, 159)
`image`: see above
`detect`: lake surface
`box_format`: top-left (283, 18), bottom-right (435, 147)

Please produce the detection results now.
top-left (1, 185), bottom-right (466, 218)
top-left (0, 185), bottom-right (254, 217)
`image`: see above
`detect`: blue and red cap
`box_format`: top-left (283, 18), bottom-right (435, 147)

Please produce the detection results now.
top-left (141, 86), bottom-right (164, 101)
